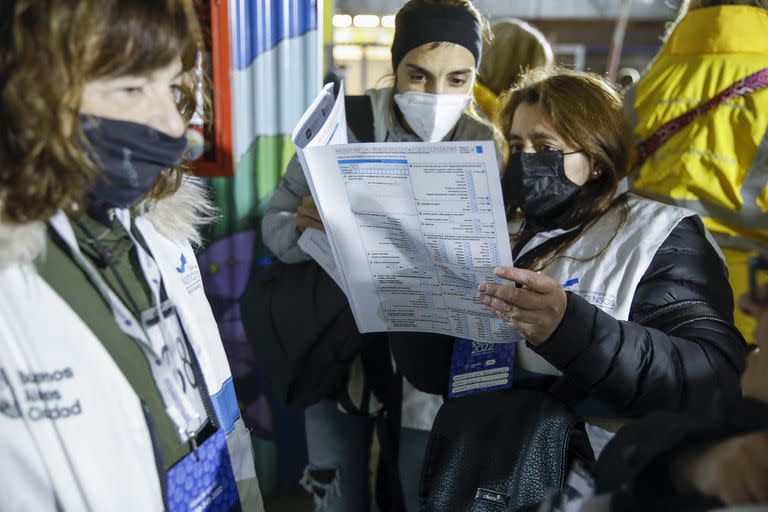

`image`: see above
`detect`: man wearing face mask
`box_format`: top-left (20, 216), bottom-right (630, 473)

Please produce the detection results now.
top-left (0, 1), bottom-right (263, 510)
top-left (260, 2), bottom-right (504, 510)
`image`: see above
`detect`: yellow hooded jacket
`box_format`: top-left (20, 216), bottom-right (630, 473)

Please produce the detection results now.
top-left (629, 5), bottom-right (768, 341)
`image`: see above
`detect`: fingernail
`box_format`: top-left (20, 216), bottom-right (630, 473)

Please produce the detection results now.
top-left (479, 295), bottom-right (491, 305)
top-left (478, 284), bottom-right (487, 293)
top-left (494, 266), bottom-right (503, 276)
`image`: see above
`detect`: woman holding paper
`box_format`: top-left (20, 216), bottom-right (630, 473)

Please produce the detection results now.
top-left (413, 68), bottom-right (749, 512)
top-left (261, 0), bottom-right (505, 510)
top-left (478, 68), bottom-right (746, 455)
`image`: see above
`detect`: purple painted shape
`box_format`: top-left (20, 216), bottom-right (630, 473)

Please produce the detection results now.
top-left (199, 230), bottom-right (275, 437)
top-left (199, 230), bottom-right (257, 300)
top-left (245, 395), bottom-right (274, 439)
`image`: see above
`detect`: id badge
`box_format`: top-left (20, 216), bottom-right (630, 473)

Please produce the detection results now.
top-left (167, 429), bottom-right (241, 512)
top-left (448, 338), bottom-right (515, 398)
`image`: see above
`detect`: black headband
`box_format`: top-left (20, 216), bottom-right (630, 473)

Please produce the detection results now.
top-left (391, 4), bottom-right (483, 72)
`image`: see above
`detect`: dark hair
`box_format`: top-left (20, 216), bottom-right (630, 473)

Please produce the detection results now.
top-left (0, 0), bottom-right (201, 224)
top-left (497, 68), bottom-right (633, 271)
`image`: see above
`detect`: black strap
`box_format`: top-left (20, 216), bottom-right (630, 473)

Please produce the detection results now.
top-left (632, 299), bottom-right (730, 334)
top-left (321, 71), bottom-right (375, 143)
top-left (360, 335), bottom-right (406, 511)
top-left (345, 95), bottom-right (375, 143)
top-left (374, 370), bottom-right (405, 512)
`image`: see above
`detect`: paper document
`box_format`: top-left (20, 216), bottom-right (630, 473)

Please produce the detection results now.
top-left (298, 228), bottom-right (348, 296)
top-left (292, 81), bottom-right (521, 343)
top-left (291, 81), bottom-right (353, 296)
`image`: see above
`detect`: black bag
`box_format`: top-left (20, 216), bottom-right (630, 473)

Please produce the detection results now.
top-left (419, 390), bottom-right (595, 512)
top-left (241, 259), bottom-right (377, 407)
top-left (239, 90), bottom-right (376, 408)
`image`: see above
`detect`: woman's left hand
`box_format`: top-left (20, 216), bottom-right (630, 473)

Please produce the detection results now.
top-left (478, 266), bottom-right (567, 345)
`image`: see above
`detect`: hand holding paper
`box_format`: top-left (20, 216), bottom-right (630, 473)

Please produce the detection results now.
top-left (478, 266), bottom-right (568, 345)
top-left (296, 195), bottom-right (324, 233)
top-left (292, 80), bottom-right (521, 343)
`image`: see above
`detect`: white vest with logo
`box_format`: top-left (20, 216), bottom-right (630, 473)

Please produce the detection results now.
top-left (0, 214), bottom-right (263, 511)
top-left (515, 194), bottom-right (719, 376)
top-left (400, 195), bottom-right (716, 433)
top-left (513, 194), bottom-right (721, 455)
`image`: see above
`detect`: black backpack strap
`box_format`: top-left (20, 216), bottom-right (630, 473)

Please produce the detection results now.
top-left (345, 95), bottom-right (375, 143)
top-left (360, 337), bottom-right (406, 511)
top-left (322, 70), bottom-right (375, 143)
top-left (632, 299), bottom-right (731, 334)
top-left (374, 372), bottom-right (406, 512)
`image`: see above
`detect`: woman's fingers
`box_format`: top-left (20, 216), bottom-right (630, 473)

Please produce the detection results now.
top-left (477, 267), bottom-right (567, 344)
top-left (295, 213), bottom-right (324, 232)
top-left (479, 294), bottom-right (542, 324)
top-left (297, 204), bottom-right (322, 222)
top-left (493, 266), bottom-right (559, 294)
top-left (478, 283), bottom-right (547, 311)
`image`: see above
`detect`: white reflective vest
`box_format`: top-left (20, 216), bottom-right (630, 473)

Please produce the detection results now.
top-left (0, 215), bottom-right (263, 511)
top-left (514, 194), bottom-right (717, 376)
top-left (401, 195), bottom-right (716, 433)
top-left (513, 194), bottom-right (721, 456)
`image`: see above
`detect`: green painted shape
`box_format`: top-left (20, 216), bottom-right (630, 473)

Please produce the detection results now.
top-left (207, 135), bottom-right (295, 249)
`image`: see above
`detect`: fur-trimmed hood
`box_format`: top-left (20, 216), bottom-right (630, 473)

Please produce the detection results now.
top-left (0, 175), bottom-right (217, 268)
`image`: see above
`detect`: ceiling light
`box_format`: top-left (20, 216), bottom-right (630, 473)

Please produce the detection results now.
top-left (353, 15), bottom-right (380, 28)
top-left (332, 14), bottom-right (352, 28)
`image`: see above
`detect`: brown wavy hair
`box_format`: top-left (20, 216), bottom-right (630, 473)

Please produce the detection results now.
top-left (0, 0), bottom-right (201, 224)
top-left (497, 68), bottom-right (633, 271)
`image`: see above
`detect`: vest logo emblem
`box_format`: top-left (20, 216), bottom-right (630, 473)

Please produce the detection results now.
top-left (0, 369), bottom-right (22, 419)
top-left (176, 253), bottom-right (188, 273)
top-left (562, 277), bottom-right (579, 289)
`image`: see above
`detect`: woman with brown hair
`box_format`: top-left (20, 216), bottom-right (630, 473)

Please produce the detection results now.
top-left (485, 68), bottom-right (745, 444)
top-left (0, 1), bottom-right (262, 510)
top-left (425, 68), bottom-right (747, 508)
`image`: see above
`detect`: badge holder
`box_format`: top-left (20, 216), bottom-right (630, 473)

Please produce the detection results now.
top-left (166, 429), bottom-right (241, 512)
top-left (448, 338), bottom-right (516, 398)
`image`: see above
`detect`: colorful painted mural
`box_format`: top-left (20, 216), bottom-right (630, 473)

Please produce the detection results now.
top-left (198, 0), bottom-right (323, 497)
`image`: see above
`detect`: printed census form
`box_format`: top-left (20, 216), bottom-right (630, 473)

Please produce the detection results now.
top-left (301, 141), bottom-right (521, 343)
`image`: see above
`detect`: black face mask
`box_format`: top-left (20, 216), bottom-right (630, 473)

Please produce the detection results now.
top-left (502, 150), bottom-right (582, 220)
top-left (82, 116), bottom-right (186, 211)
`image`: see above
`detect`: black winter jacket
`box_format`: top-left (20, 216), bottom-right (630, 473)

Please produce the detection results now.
top-left (594, 395), bottom-right (768, 511)
top-left (392, 216), bottom-right (747, 418)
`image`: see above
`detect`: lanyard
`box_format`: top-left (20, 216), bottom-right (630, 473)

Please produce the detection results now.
top-left (637, 66), bottom-right (768, 166)
top-left (48, 211), bottom-right (208, 442)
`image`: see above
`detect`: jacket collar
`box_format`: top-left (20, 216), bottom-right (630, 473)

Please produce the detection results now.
top-left (666, 6), bottom-right (768, 56)
top-left (0, 175), bottom-right (215, 268)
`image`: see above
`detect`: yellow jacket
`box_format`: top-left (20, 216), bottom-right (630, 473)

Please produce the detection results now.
top-left (474, 80), bottom-right (500, 122)
top-left (629, 5), bottom-right (768, 253)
